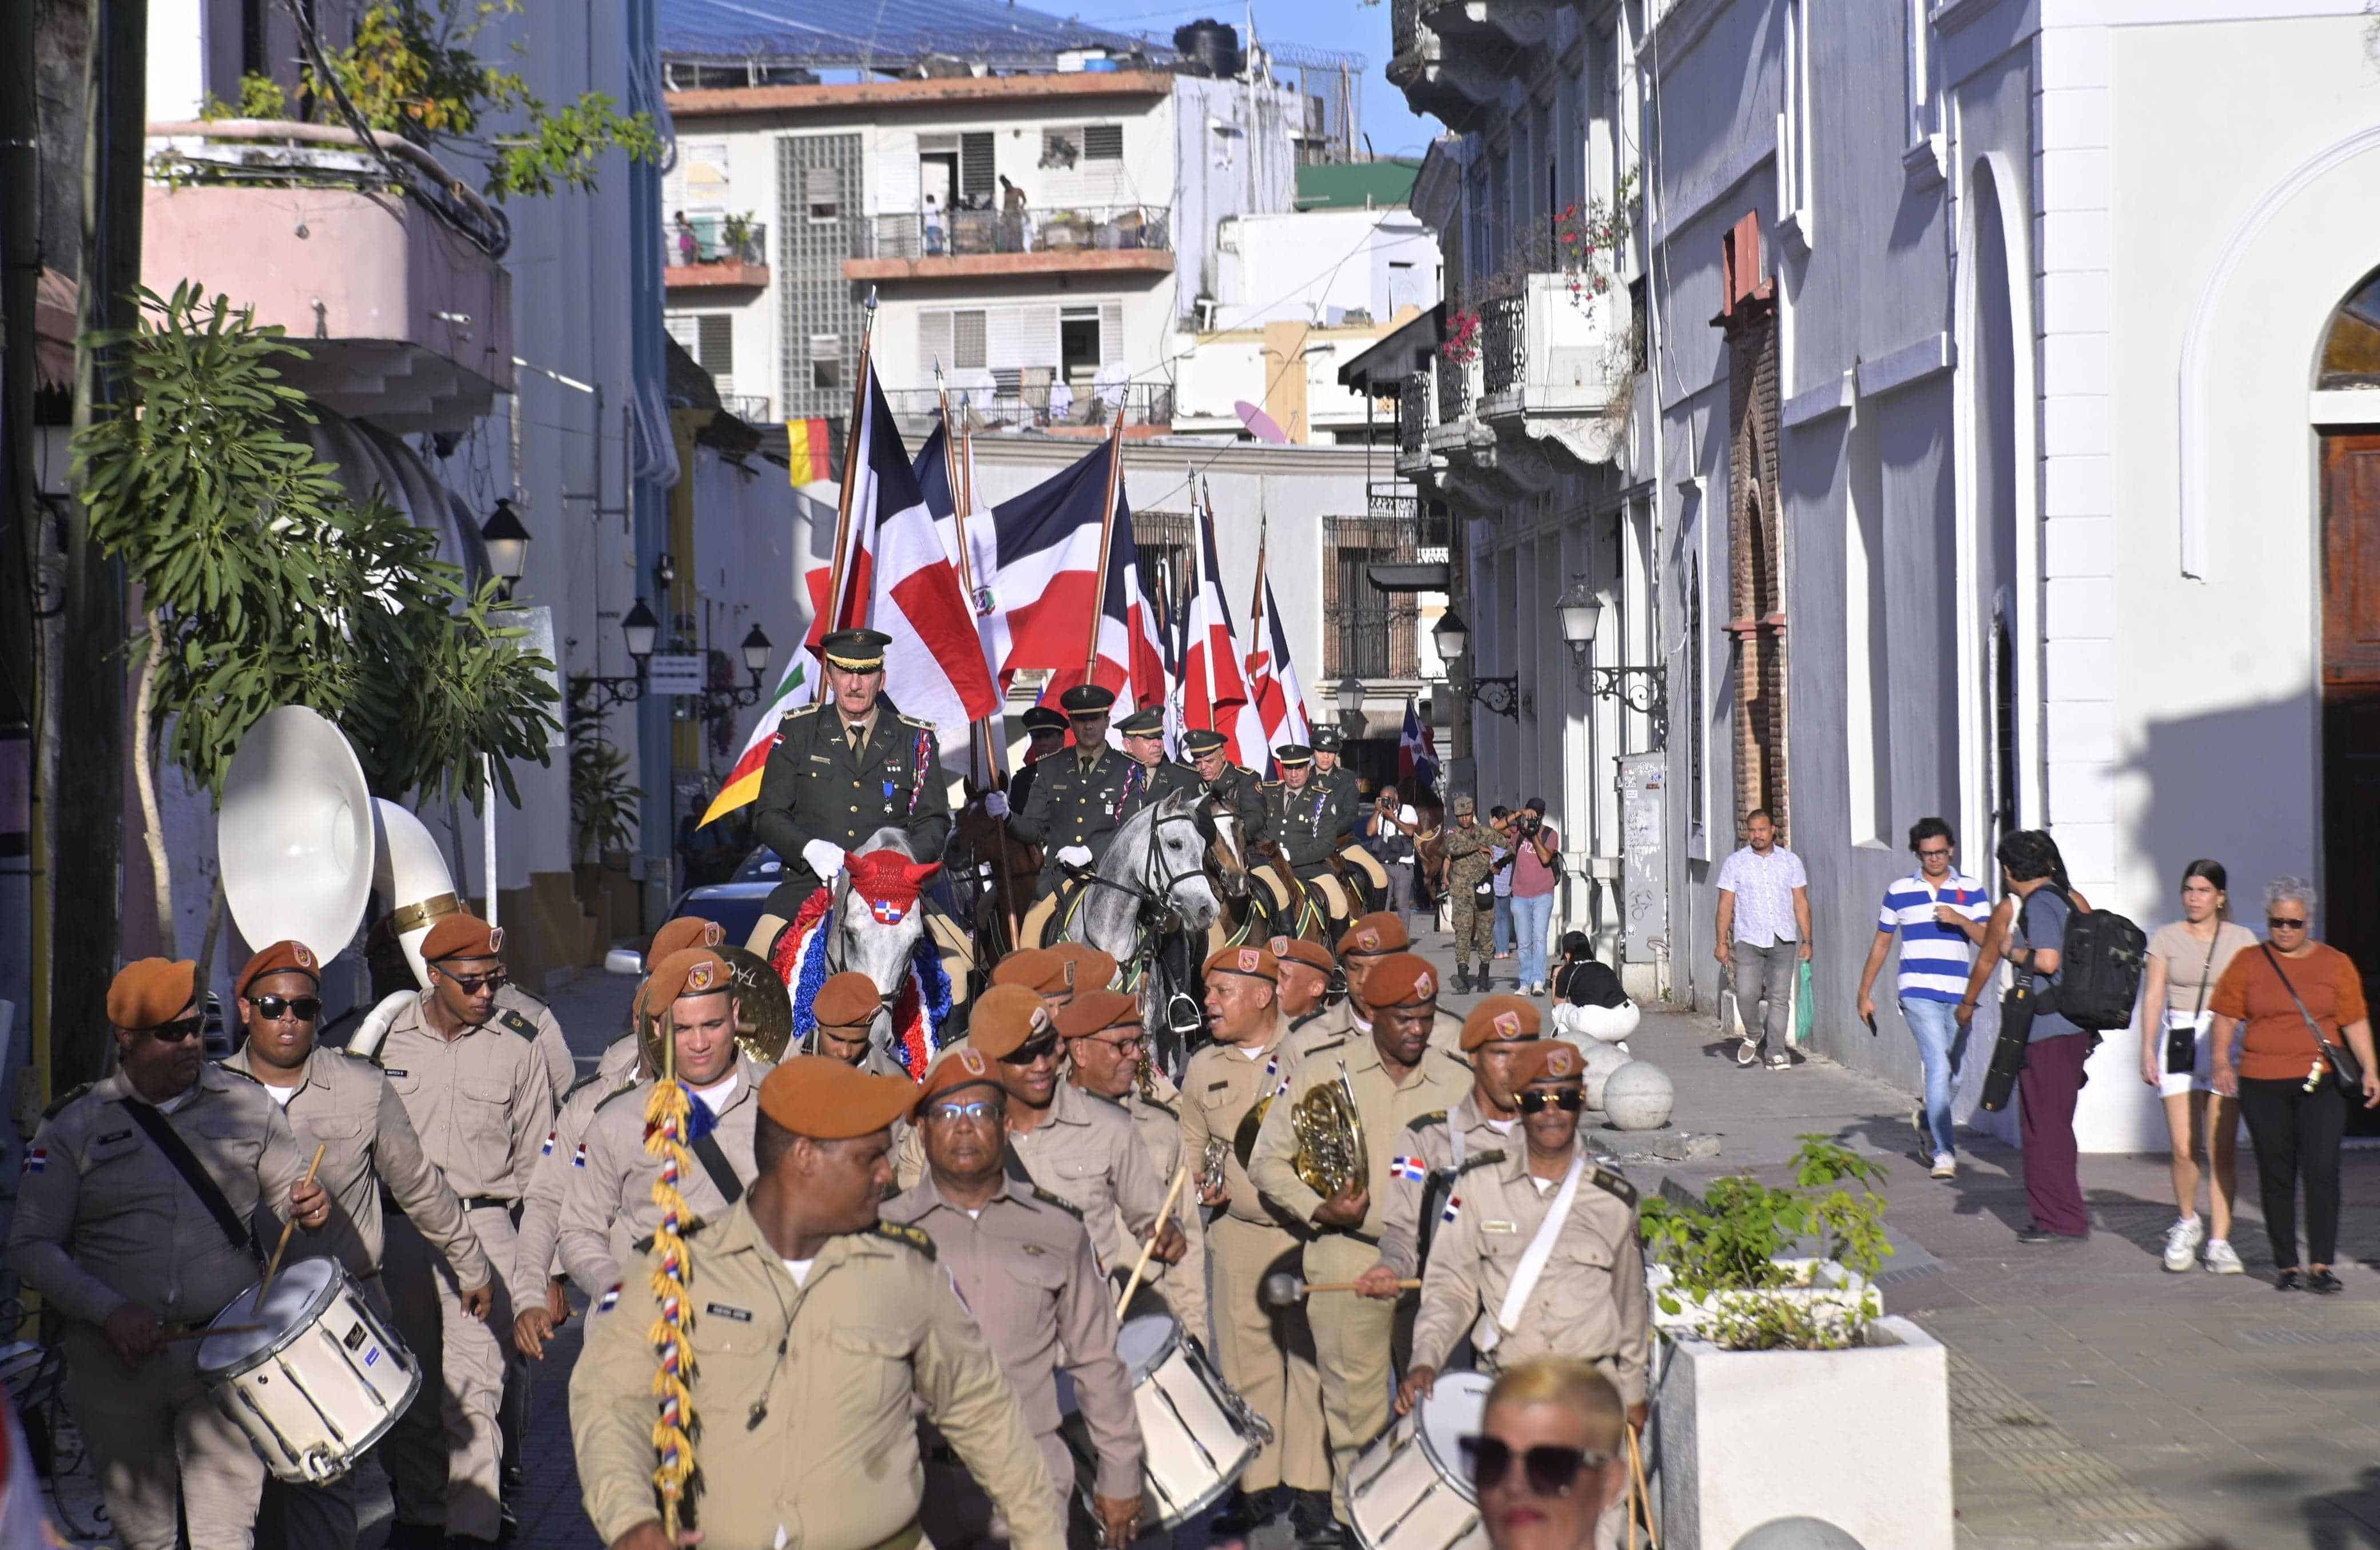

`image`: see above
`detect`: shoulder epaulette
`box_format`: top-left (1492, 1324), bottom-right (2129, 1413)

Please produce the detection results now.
top-left (505, 985), bottom-right (549, 1010)
top-left (1140, 1095), bottom-right (1179, 1119)
top-left (497, 1009), bottom-right (539, 1041)
top-left (1028, 1185), bottom-right (1084, 1220)
top-left (783, 702), bottom-right (819, 720)
top-left (594, 1082), bottom-right (648, 1116)
top-left (897, 712), bottom-right (935, 732)
top-left (561, 1070), bottom-right (611, 1103)
top-left (42, 1082), bottom-right (93, 1120)
top-left (1405, 1110), bottom-right (1449, 1134)
top-left (1301, 1036), bottom-right (1346, 1056)
top-left (1082, 1088), bottom-right (1131, 1118)
top-left (873, 1219), bottom-right (937, 1258)
top-left (1456, 1149), bottom-right (1506, 1178)
top-left (216, 1064), bottom-right (263, 1087)
top-left (1590, 1166), bottom-right (1638, 1207)
top-left (1260, 780), bottom-right (1282, 790)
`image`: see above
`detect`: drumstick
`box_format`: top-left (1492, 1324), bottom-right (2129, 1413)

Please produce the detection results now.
top-left (257, 1143), bottom-right (328, 1302)
top-left (163, 1322), bottom-right (268, 1343)
top-left (1114, 1161), bottom-right (1192, 1318)
top-left (1625, 1424), bottom-right (1659, 1549)
top-left (1301, 1277), bottom-right (1420, 1296)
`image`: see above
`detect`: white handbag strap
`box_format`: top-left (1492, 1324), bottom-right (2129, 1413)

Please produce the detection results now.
top-left (1487, 1154), bottom-right (1586, 1346)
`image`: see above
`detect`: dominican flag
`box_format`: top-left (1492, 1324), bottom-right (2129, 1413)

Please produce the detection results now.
top-left (912, 419), bottom-right (998, 618)
top-left (1398, 700), bottom-right (1440, 796)
top-left (979, 434), bottom-right (1167, 710)
top-left (1244, 544), bottom-right (1312, 758)
top-left (1181, 494), bottom-right (1268, 765)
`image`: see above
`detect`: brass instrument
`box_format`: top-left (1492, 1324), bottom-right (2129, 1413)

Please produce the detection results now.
top-left (638, 944), bottom-right (794, 1072)
top-left (1289, 1070), bottom-right (1368, 1198)
top-left (1199, 1136), bottom-right (1231, 1198)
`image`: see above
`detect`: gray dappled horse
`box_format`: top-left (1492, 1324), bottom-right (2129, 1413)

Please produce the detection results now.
top-left (1054, 791), bottom-right (1226, 1075)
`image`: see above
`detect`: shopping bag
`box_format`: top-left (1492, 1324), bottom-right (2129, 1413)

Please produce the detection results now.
top-left (1790, 959), bottom-right (1815, 1048)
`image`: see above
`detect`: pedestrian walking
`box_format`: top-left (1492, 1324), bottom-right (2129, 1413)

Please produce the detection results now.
top-left (1854, 818), bottom-right (1992, 1178)
top-left (1993, 830), bottom-right (2093, 1244)
top-left (1441, 794), bottom-right (1498, 992)
top-left (1510, 799), bottom-right (1561, 996)
top-left (1489, 806), bottom-right (1517, 960)
top-left (1712, 809), bottom-right (1811, 1068)
top-left (2207, 879), bottom-right (2380, 1292)
top-left (2137, 860), bottom-right (2258, 1273)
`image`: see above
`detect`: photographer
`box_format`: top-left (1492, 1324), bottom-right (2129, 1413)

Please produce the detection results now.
top-left (1510, 799), bottom-right (1561, 996)
top-left (1365, 784), bottom-right (1422, 919)
top-left (1489, 807), bottom-right (1518, 963)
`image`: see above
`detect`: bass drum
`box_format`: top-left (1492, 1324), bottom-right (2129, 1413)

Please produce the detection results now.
top-left (197, 1257), bottom-right (421, 1484)
top-left (1062, 1313), bottom-right (1270, 1528)
top-left (1348, 1369), bottom-right (1490, 1550)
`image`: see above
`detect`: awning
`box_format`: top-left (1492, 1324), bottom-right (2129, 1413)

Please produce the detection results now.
top-left (1367, 562), bottom-right (1450, 593)
top-left (1338, 301), bottom-right (1443, 392)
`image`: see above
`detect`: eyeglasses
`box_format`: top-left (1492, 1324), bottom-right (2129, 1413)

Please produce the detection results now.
top-left (2267, 917), bottom-right (2308, 931)
top-left (922, 1099), bottom-right (1001, 1125)
top-left (1457, 1436), bottom-right (1606, 1496)
top-left (1517, 1088), bottom-right (1586, 1115)
top-left (148, 1017), bottom-right (206, 1044)
top-left (248, 995), bottom-right (322, 1023)
top-left (438, 968), bottom-right (508, 994)
top-left (1001, 1036), bottom-right (1060, 1067)
top-left (1090, 1033), bottom-right (1145, 1055)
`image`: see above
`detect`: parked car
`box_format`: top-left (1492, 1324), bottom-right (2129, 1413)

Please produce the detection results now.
top-left (605, 847), bottom-right (783, 975)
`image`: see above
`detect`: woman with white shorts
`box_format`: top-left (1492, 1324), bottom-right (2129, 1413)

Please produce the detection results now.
top-left (2137, 859), bottom-right (2257, 1273)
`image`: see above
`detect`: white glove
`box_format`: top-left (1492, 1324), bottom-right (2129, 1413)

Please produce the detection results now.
top-left (982, 791), bottom-right (1010, 819)
top-left (802, 839), bottom-right (850, 880)
top-left (1057, 845), bottom-right (1094, 868)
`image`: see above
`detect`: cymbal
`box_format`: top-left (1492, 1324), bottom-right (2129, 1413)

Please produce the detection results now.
top-left (720, 944), bottom-right (794, 1064)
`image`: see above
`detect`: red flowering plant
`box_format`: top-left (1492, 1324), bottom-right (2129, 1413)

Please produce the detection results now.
top-left (1441, 305), bottom-right (1482, 365)
top-left (1552, 171), bottom-right (1638, 311)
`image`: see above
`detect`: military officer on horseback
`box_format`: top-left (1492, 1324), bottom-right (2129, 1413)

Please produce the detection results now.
top-left (1264, 745), bottom-right (1351, 885)
top-left (1011, 683), bottom-right (1135, 897)
top-left (1184, 729), bottom-right (1267, 843)
top-left (999, 705), bottom-right (1071, 818)
top-left (751, 628), bottom-right (952, 950)
top-left (1116, 707), bottom-right (1202, 816)
top-left (1310, 729), bottom-right (1362, 844)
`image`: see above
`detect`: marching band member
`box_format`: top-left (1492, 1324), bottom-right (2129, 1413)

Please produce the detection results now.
top-left (1057, 988), bottom-right (1208, 1338)
top-left (372, 913), bottom-right (555, 1548)
top-left (751, 626), bottom-right (951, 951)
top-left (556, 948), bottom-right (775, 1299)
top-left (887, 1048), bottom-right (1143, 1550)
top-left (1270, 935), bottom-right (1336, 1030)
top-left (808, 968), bottom-right (911, 1075)
top-left (1251, 953), bottom-right (1472, 1547)
top-left (1012, 683), bottom-right (1134, 897)
top-left (512, 1062), bottom-right (641, 1362)
top-left (570, 1058), bottom-right (1064, 1550)
top-left (9, 959), bottom-right (332, 1550)
top-left (224, 940), bottom-right (494, 1548)
top-left (1178, 945), bottom-right (1330, 1540)
top-left (590, 916), bottom-right (730, 1085)
top-left (1291, 914), bottom-right (1465, 1058)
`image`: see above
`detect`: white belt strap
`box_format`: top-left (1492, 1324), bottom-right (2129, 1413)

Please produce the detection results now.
top-left (1478, 1154), bottom-right (1585, 1354)
top-left (1449, 1123), bottom-right (1467, 1170)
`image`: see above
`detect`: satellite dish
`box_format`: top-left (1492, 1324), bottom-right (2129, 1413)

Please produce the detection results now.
top-left (1234, 400), bottom-right (1290, 444)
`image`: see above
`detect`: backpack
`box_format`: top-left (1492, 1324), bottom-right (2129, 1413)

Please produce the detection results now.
top-left (2038, 887), bottom-right (2147, 1032)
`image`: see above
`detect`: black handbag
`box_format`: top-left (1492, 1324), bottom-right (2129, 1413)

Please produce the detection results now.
top-left (1979, 981), bottom-right (2036, 1113)
top-left (2259, 945), bottom-right (2369, 1098)
top-left (2165, 930), bottom-right (2222, 1075)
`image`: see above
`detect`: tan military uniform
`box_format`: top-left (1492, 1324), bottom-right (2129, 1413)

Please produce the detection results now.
top-left (512, 1068), bottom-right (640, 1303)
top-left (1287, 999), bottom-right (1465, 1060)
top-left (7, 1066), bottom-right (316, 1550)
top-left (884, 1174), bottom-right (1140, 1543)
top-left (1116, 1074), bottom-right (1208, 1345)
top-left (1411, 1144), bottom-right (1650, 1406)
top-left (594, 1031), bottom-right (641, 1085)
top-left (1250, 1032), bottom-right (1471, 1520)
top-left (373, 992), bottom-right (556, 1543)
top-left (556, 1054), bottom-right (774, 1295)
top-left (1178, 1032), bottom-right (1328, 1499)
top-left (898, 1081), bottom-right (1165, 1273)
top-left (570, 1200), bottom-right (1065, 1549)
top-left (494, 982), bottom-right (577, 1105)
top-left (1375, 1091), bottom-right (1518, 1279)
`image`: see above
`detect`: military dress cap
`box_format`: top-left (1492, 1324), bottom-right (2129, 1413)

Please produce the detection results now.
top-left (1451, 793), bottom-right (1477, 816)
top-left (1053, 990), bottom-right (1139, 1039)
top-left (109, 957), bottom-right (199, 1030)
top-left (1365, 953), bottom-right (1439, 1008)
top-left (969, 985), bottom-right (1057, 1060)
top-left (1181, 729), bottom-right (1228, 757)
top-left (422, 913), bottom-right (503, 963)
top-left (990, 949), bottom-right (1069, 995)
top-left (820, 627), bottom-right (892, 672)
top-left (649, 915), bottom-right (725, 959)
top-left (813, 971), bottom-right (883, 1030)
top-left (237, 940), bottom-right (322, 998)
top-left (1203, 944), bottom-right (1281, 984)
top-left (1047, 943), bottom-right (1119, 993)
top-left (1461, 994), bottom-right (1544, 1051)
top-left (917, 1045), bottom-right (1004, 1104)
top-left (1022, 706), bottom-right (1070, 735)
top-left (758, 1054), bottom-right (918, 1139)
top-left (1512, 1040), bottom-right (1585, 1087)
top-left (1267, 935), bottom-right (1336, 976)
top-left (1311, 728), bottom-right (1343, 752)
top-left (1339, 912), bottom-right (1412, 959)
top-left (1116, 707), bottom-right (1165, 737)
top-left (1059, 683), bottom-right (1117, 717)
top-left (1274, 744), bottom-right (1314, 766)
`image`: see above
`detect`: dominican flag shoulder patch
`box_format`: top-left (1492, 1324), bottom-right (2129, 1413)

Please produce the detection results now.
top-left (21, 1148), bottom-right (44, 1175)
top-left (1440, 1195), bottom-right (1462, 1225)
top-left (1390, 1155), bottom-right (1426, 1183)
top-left (597, 1284), bottom-right (621, 1314)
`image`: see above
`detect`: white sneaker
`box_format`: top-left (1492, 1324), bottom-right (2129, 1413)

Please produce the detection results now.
top-left (2203, 1238), bottom-right (2245, 1275)
top-left (1737, 1037), bottom-right (1759, 1067)
top-left (1930, 1153), bottom-right (1955, 1179)
top-left (2161, 1215), bottom-right (2207, 1273)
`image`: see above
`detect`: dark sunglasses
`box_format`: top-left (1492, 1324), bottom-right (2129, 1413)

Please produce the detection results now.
top-left (148, 1016), bottom-right (206, 1044)
top-left (1001, 1035), bottom-right (1061, 1066)
top-left (1517, 1087), bottom-right (1586, 1115)
top-left (2267, 917), bottom-right (2308, 931)
top-left (1457, 1436), bottom-right (1606, 1495)
top-left (248, 995), bottom-right (322, 1023)
top-left (439, 968), bottom-right (508, 994)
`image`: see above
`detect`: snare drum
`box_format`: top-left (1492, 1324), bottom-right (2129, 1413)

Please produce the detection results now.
top-left (196, 1257), bottom-right (421, 1484)
top-left (1348, 1370), bottom-right (1491, 1550)
top-left (1063, 1313), bottom-right (1270, 1528)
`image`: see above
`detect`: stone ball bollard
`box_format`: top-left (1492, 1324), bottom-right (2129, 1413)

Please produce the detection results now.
top-left (1731, 1519), bottom-right (1869, 1550)
top-left (1580, 1042), bottom-right (1633, 1111)
top-left (1601, 1060), bottom-right (1675, 1131)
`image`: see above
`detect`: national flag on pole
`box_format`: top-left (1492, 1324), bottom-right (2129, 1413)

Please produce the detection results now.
top-left (912, 420), bottom-right (998, 606)
top-left (1245, 548), bottom-right (1313, 756)
top-left (783, 417), bottom-right (841, 485)
top-left (1181, 494), bottom-right (1265, 765)
top-left (978, 436), bottom-right (1167, 710)
top-left (1398, 699), bottom-right (1441, 796)
top-left (699, 656), bottom-right (807, 825)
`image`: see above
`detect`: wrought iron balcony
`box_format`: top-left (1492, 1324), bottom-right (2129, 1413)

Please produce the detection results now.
top-left (850, 204), bottom-right (1173, 281)
top-left (1481, 293), bottom-right (1526, 399)
top-left (1473, 271), bottom-right (1630, 470)
top-left (880, 379), bottom-right (1173, 431)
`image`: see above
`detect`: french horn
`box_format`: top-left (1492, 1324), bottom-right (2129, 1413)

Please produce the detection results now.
top-left (1289, 1070), bottom-right (1368, 1198)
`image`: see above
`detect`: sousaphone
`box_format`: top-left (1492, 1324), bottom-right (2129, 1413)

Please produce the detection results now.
top-left (218, 706), bottom-right (375, 966)
top-left (374, 798), bottom-right (461, 990)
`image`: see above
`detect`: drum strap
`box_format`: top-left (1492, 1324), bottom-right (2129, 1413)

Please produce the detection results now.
top-left (1002, 1140), bottom-right (1037, 1190)
top-left (1481, 1155), bottom-right (1585, 1354)
top-left (119, 1100), bottom-right (260, 1259)
top-left (690, 1132), bottom-right (745, 1206)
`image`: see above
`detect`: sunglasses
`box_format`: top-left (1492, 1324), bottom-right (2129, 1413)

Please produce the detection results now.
top-left (1457, 1436), bottom-right (1606, 1496)
top-left (1517, 1088), bottom-right (1586, 1115)
top-left (922, 1099), bottom-right (1001, 1125)
top-left (148, 1016), bottom-right (207, 1044)
top-left (1000, 1036), bottom-right (1061, 1067)
top-left (438, 968), bottom-right (508, 994)
top-left (2267, 917), bottom-right (2308, 931)
top-left (248, 995), bottom-right (322, 1023)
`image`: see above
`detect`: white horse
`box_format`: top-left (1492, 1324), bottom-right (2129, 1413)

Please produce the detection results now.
top-left (777, 826), bottom-right (949, 1075)
top-left (1056, 792), bottom-right (1221, 1072)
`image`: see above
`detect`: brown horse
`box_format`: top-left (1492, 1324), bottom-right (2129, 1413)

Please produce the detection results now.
top-left (950, 785), bottom-right (1042, 963)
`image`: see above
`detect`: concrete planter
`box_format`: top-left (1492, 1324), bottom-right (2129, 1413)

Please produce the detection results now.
top-left (1644, 1258), bottom-right (1878, 1343)
top-left (1655, 1314), bottom-right (1950, 1550)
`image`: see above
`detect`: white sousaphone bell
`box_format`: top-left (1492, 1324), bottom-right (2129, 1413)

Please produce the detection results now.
top-left (219, 706), bottom-right (376, 968)
top-left (345, 795), bottom-right (466, 1060)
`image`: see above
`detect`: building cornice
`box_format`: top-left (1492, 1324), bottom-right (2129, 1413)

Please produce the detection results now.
top-left (665, 70), bottom-right (1175, 119)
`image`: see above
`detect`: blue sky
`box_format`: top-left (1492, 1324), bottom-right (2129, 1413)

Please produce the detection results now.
top-left (1060, 0), bottom-right (1440, 161)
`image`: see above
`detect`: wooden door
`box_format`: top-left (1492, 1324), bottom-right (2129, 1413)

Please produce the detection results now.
top-left (2319, 432), bottom-right (2380, 1135)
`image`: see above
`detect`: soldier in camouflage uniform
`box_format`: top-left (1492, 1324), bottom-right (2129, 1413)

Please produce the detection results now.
top-left (1441, 794), bottom-right (1498, 993)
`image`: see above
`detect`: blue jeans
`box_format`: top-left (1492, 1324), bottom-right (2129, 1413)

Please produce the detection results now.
top-left (1512, 893), bottom-right (1554, 988)
top-left (1901, 996), bottom-right (1969, 1158)
top-left (1493, 895), bottom-right (1514, 955)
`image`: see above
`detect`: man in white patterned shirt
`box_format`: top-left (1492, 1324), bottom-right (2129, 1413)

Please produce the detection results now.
top-left (1712, 809), bottom-right (1811, 1070)
top-left (1854, 818), bottom-right (1993, 1177)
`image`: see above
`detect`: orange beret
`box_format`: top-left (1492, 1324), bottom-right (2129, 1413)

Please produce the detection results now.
top-left (1513, 1040), bottom-right (1585, 1086)
top-left (917, 1046), bottom-right (1004, 1105)
top-left (1461, 994), bottom-right (1543, 1051)
top-left (237, 939), bottom-right (322, 999)
top-left (1268, 936), bottom-right (1335, 976)
top-left (757, 1055), bottom-right (918, 1140)
top-left (649, 916), bottom-right (725, 960)
top-left (1048, 943), bottom-right (1118, 995)
top-left (108, 958), bottom-right (199, 1030)
top-left (1204, 944), bottom-right (1280, 983)
top-left (812, 972), bottom-right (882, 1031)
top-left (1054, 990), bottom-right (1139, 1039)
top-left (642, 948), bottom-right (733, 1016)
top-left (990, 949), bottom-right (1068, 995)
top-left (969, 984), bottom-right (1056, 1060)
top-left (422, 913), bottom-right (503, 964)
top-left (1338, 912), bottom-right (1410, 959)
top-left (1363, 952), bottom-right (1438, 1008)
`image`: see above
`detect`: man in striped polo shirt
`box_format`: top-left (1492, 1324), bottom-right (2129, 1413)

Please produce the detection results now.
top-left (1855, 817), bottom-right (1992, 1179)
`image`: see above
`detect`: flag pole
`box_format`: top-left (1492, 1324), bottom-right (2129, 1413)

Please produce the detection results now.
top-left (822, 287), bottom-right (879, 639)
top-left (941, 365), bottom-right (1022, 949)
top-left (1080, 404), bottom-right (1128, 687)
top-left (1193, 472), bottom-right (1216, 733)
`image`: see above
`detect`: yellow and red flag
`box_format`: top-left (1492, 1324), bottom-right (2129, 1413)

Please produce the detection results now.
top-left (783, 418), bottom-right (840, 485)
top-left (699, 656), bottom-right (810, 826)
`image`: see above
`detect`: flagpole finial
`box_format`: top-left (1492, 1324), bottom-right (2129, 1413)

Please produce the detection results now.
top-left (934, 356), bottom-right (945, 384)
top-left (866, 285), bottom-right (879, 313)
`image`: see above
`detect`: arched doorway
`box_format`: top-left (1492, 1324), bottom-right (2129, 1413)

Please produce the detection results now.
top-left (1970, 161), bottom-right (2022, 859)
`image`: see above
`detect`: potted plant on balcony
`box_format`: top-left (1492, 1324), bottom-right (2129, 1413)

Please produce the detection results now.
top-left (1640, 1137), bottom-right (1950, 1550)
top-left (721, 210), bottom-right (759, 264)
top-left (1553, 170), bottom-right (1637, 313)
top-left (1441, 305), bottom-right (1481, 365)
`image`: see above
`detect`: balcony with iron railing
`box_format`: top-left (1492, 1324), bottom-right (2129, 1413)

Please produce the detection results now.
top-left (847, 205), bottom-right (1174, 283)
top-left (882, 378), bottom-right (1173, 434)
top-left (664, 217), bottom-right (769, 289)
top-left (1386, 0), bottom-right (1526, 122)
top-left (1473, 271), bottom-right (1631, 470)
top-left (1396, 376), bottom-right (1431, 475)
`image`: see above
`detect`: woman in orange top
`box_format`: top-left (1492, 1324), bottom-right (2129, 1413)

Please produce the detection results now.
top-left (2208, 878), bottom-right (2380, 1293)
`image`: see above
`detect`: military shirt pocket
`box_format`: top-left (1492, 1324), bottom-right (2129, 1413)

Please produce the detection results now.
top-left (384, 1069), bottom-right (423, 1100)
top-left (304, 1113), bottom-right (367, 1144)
top-left (459, 1078), bottom-right (512, 1114)
top-left (1542, 1238), bottom-right (1617, 1321)
top-left (830, 1325), bottom-right (914, 1408)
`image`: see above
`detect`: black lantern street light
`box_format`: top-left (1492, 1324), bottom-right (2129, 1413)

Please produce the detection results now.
top-left (1558, 577), bottom-right (1667, 746)
top-left (1335, 674), bottom-right (1366, 736)
top-left (570, 597), bottom-right (661, 714)
top-left (695, 624), bottom-right (775, 724)
top-left (1435, 606), bottom-right (1517, 720)
top-left (480, 499), bottom-right (530, 598)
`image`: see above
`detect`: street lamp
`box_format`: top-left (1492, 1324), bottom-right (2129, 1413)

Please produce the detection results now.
top-left (479, 499), bottom-right (530, 595)
top-left (1432, 609), bottom-right (1469, 664)
top-left (740, 624), bottom-right (774, 678)
top-left (1556, 578), bottom-right (1601, 650)
top-left (621, 597), bottom-right (660, 660)
top-left (1435, 607), bottom-right (1516, 720)
top-left (693, 625), bottom-right (775, 724)
top-left (1558, 575), bottom-right (1668, 746)
top-left (1336, 674), bottom-right (1366, 735)
top-left (571, 597), bottom-right (663, 714)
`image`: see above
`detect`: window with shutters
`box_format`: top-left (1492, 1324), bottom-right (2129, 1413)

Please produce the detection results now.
top-left (1083, 124), bottom-right (1123, 161)
top-left (805, 166), bottom-right (840, 221)
top-left (917, 312), bottom-right (954, 383)
top-left (699, 316), bottom-right (735, 376)
top-left (810, 333), bottom-right (840, 391)
top-left (1132, 511), bottom-right (1194, 633)
top-left (1323, 513), bottom-right (1418, 679)
top-left (954, 311), bottom-right (987, 371)
top-left (960, 133), bottom-right (995, 204)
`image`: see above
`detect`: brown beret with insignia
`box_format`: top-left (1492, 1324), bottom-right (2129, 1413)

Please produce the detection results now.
top-left (1363, 952), bottom-right (1438, 1008)
top-left (641, 948), bottom-right (733, 1018)
top-left (1338, 912), bottom-right (1411, 959)
top-left (759, 1054), bottom-right (918, 1140)
top-left (918, 1046), bottom-right (1004, 1104)
top-left (1513, 1040), bottom-right (1585, 1086)
top-left (990, 949), bottom-right (1068, 995)
top-left (649, 916), bottom-right (726, 960)
top-left (1203, 944), bottom-right (1280, 983)
top-left (1461, 993), bottom-right (1544, 1052)
top-left (422, 913), bottom-right (503, 964)
top-left (238, 940), bottom-right (321, 999)
top-left (1268, 936), bottom-right (1336, 976)
top-left (108, 958), bottom-right (199, 1031)
top-left (1053, 990), bottom-right (1140, 1039)
top-left (1047, 943), bottom-right (1118, 996)
top-left (812, 971), bottom-right (883, 1031)
top-left (969, 985), bottom-right (1057, 1060)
